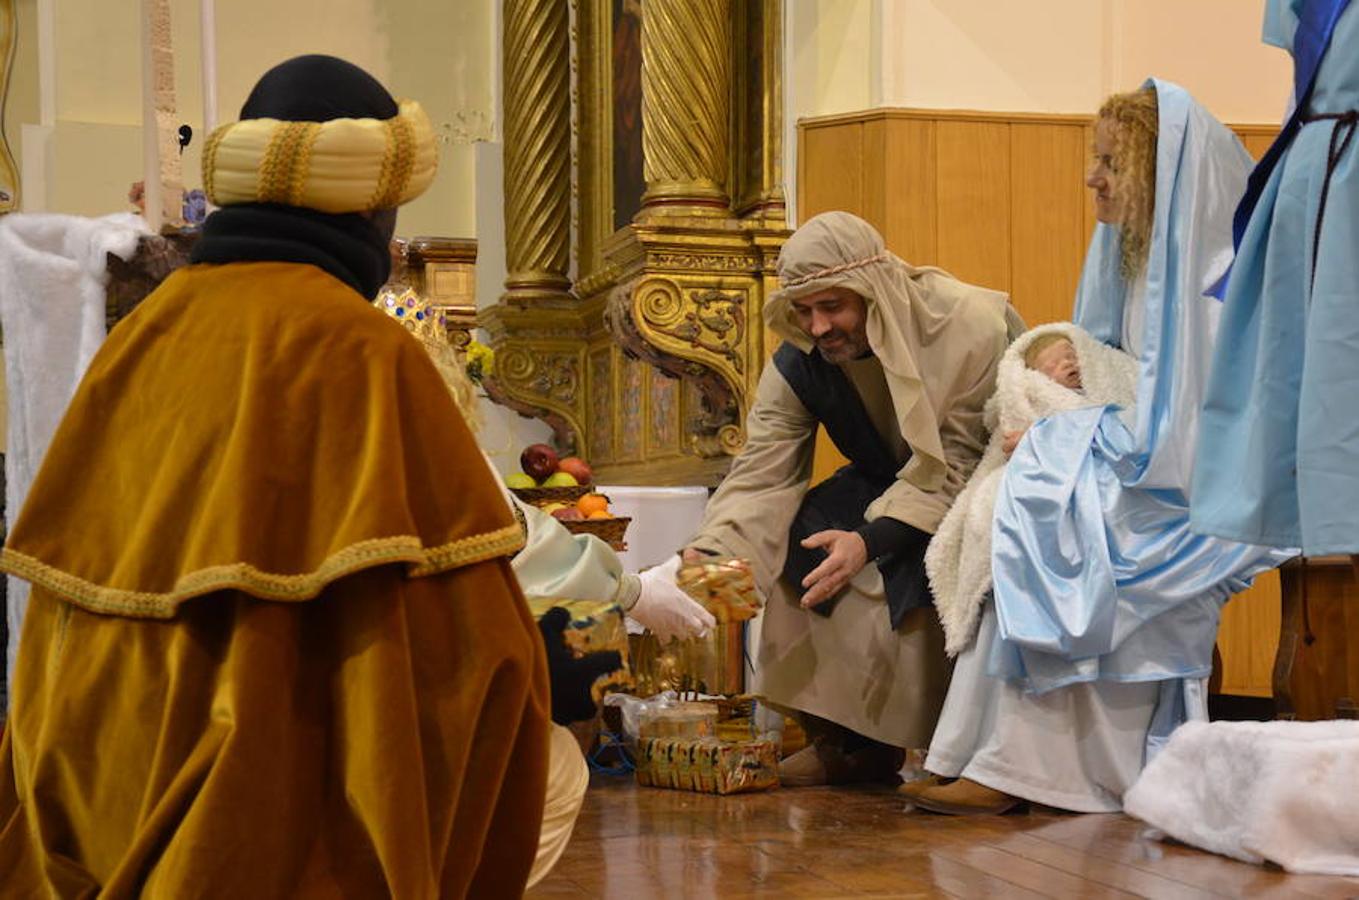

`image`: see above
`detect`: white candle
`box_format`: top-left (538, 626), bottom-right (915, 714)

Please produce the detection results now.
top-left (199, 0), bottom-right (217, 135)
top-left (140, 0), bottom-right (162, 230)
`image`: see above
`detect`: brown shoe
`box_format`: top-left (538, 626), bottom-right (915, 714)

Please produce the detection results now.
top-left (898, 774), bottom-right (951, 800)
top-left (912, 777), bottom-right (1023, 815)
top-left (778, 737), bottom-right (906, 787)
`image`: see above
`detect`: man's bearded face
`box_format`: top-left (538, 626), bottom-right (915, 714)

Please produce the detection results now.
top-left (791, 287), bottom-right (870, 364)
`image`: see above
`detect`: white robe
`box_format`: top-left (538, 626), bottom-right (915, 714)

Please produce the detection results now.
top-left (926, 603), bottom-right (1157, 812)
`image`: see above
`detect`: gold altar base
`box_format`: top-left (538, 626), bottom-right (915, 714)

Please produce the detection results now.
top-left (483, 0), bottom-right (788, 486)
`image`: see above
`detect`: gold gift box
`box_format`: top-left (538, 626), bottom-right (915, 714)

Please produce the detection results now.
top-left (526, 597), bottom-right (633, 700)
top-left (635, 736), bottom-right (779, 795)
top-left (677, 557), bottom-right (761, 623)
top-left (637, 701), bottom-right (719, 741)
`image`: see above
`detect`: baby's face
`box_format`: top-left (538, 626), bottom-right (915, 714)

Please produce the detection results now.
top-left (1031, 339), bottom-right (1083, 390)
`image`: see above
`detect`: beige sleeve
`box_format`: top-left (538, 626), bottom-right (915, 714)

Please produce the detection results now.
top-left (866, 334), bottom-right (1005, 534)
top-left (687, 363), bottom-right (817, 591)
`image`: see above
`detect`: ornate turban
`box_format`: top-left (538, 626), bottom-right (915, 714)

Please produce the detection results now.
top-left (202, 55), bottom-right (437, 214)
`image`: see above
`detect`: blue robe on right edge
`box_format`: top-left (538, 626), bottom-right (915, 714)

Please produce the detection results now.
top-left (988, 81), bottom-right (1294, 755)
top-left (1193, 0), bottom-right (1359, 555)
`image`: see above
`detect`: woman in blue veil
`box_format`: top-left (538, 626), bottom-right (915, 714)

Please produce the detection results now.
top-left (1193, 0), bottom-right (1358, 575)
top-left (912, 81), bottom-right (1292, 816)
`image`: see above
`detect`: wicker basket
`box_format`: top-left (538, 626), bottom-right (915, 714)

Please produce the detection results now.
top-left (560, 515), bottom-right (630, 551)
top-left (510, 484), bottom-right (592, 506)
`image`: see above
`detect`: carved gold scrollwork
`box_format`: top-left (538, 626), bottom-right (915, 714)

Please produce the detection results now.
top-left (608, 276), bottom-right (749, 457)
top-left (631, 279), bottom-right (746, 383)
top-left (500, 346), bottom-right (580, 405)
top-left (482, 343), bottom-right (587, 454)
top-left (486, 0), bottom-right (787, 484)
top-left (635, 279), bottom-right (686, 328)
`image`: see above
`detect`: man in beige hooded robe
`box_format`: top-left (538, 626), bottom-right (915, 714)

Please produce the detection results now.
top-left (684, 211), bottom-right (1021, 785)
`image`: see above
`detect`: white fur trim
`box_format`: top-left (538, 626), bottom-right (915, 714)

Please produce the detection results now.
top-left (926, 323), bottom-right (1138, 656)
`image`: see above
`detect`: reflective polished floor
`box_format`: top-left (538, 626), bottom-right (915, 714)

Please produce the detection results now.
top-left (528, 777), bottom-right (1359, 898)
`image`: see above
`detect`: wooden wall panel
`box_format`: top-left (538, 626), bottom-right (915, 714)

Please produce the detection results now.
top-left (1217, 571), bottom-right (1283, 697)
top-left (1233, 128), bottom-right (1277, 161)
top-left (1280, 560), bottom-right (1359, 720)
top-left (936, 121), bottom-right (1011, 291)
top-left (1009, 123), bottom-right (1089, 328)
top-left (800, 122), bottom-right (864, 220)
top-left (882, 118), bottom-right (938, 265)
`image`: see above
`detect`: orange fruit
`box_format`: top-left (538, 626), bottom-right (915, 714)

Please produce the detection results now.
top-left (587, 510), bottom-right (612, 520)
top-left (576, 493), bottom-right (609, 516)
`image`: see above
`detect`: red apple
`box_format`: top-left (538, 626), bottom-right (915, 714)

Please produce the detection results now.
top-left (557, 456), bottom-right (593, 485)
top-left (550, 506), bottom-right (584, 521)
top-left (520, 443), bottom-right (559, 482)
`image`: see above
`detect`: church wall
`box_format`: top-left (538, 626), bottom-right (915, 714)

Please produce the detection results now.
top-left (12, 0), bottom-right (492, 241)
top-left (877, 0), bottom-right (1291, 122)
top-left (4, 0), bottom-right (549, 470)
top-left (783, 0), bottom-right (1292, 230)
top-left (5, 0), bottom-right (39, 179)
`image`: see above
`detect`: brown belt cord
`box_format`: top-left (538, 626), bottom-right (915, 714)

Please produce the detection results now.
top-left (1299, 110), bottom-right (1358, 290)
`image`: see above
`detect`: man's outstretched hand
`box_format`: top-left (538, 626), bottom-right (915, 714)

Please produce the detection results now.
top-left (798, 529), bottom-right (868, 609)
top-left (537, 607), bottom-right (623, 726)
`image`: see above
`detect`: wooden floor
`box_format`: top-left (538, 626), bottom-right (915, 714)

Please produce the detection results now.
top-left (528, 777), bottom-right (1359, 899)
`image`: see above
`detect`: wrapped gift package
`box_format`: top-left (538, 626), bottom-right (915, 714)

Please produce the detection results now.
top-left (526, 597), bottom-right (632, 700)
top-left (676, 557), bottom-right (761, 623)
top-left (637, 701), bottom-right (718, 740)
top-left (634, 736), bottom-right (779, 795)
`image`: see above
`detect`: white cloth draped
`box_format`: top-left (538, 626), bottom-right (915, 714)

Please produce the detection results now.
top-left (0, 213), bottom-right (147, 697)
top-left (1125, 719), bottom-right (1359, 876)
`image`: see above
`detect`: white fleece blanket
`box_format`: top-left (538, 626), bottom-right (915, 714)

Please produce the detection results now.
top-left (1124, 719), bottom-right (1359, 876)
top-left (0, 212), bottom-right (148, 694)
top-left (926, 322), bottom-right (1138, 655)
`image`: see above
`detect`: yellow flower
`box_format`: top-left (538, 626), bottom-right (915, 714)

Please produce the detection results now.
top-left (466, 341), bottom-right (495, 383)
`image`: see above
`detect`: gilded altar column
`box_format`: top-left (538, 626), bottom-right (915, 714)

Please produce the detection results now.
top-left (640, 0), bottom-right (732, 217)
top-left (502, 0), bottom-right (572, 304)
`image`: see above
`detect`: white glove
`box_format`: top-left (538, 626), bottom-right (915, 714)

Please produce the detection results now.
top-left (632, 555), bottom-right (716, 644)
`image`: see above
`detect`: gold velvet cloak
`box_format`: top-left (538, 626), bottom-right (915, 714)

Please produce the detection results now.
top-left (0, 261), bottom-right (548, 898)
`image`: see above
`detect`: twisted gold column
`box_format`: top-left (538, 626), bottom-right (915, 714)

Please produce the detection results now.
top-left (0, 0), bottom-right (20, 213)
top-left (502, 0), bottom-right (572, 303)
top-left (640, 0), bottom-right (731, 216)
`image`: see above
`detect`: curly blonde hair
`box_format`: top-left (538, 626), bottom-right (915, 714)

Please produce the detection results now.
top-left (1096, 88), bottom-right (1158, 280)
top-left (429, 339), bottom-right (484, 434)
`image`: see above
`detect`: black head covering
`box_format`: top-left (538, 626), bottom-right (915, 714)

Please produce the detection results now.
top-left (191, 55), bottom-right (399, 299)
top-left (239, 54), bottom-right (399, 122)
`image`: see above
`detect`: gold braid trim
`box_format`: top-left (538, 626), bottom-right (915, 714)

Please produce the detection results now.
top-left (257, 122), bottom-right (320, 205)
top-left (286, 123), bottom-right (322, 206)
top-left (0, 523), bottom-right (525, 620)
top-left (201, 126), bottom-right (225, 201)
top-left (373, 112), bottom-right (416, 210)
